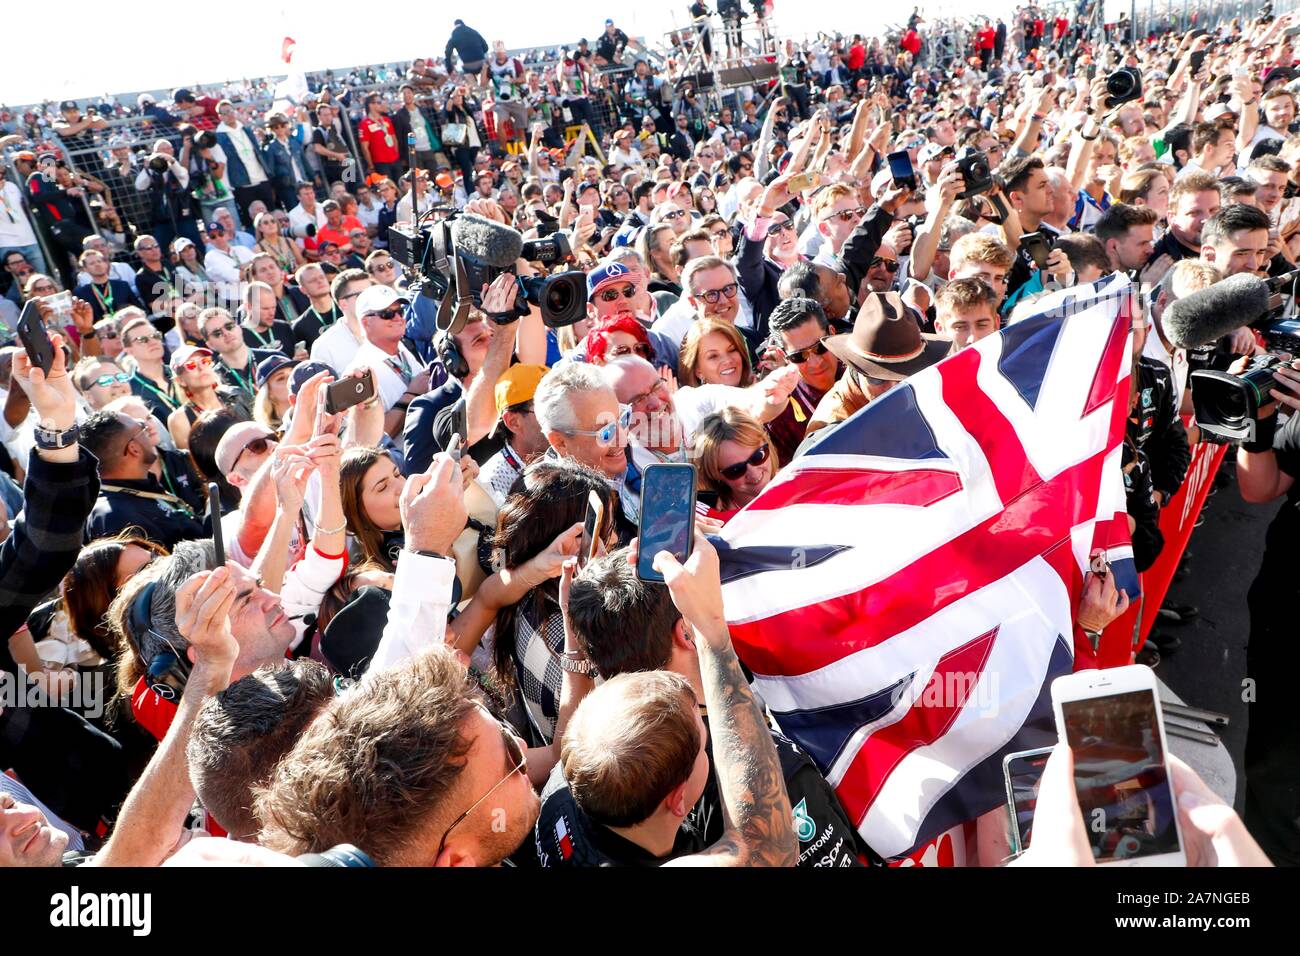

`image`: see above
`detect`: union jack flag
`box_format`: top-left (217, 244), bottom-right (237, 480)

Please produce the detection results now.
top-left (715, 274), bottom-right (1140, 861)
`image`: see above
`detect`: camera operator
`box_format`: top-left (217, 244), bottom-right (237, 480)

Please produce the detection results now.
top-left (180, 124), bottom-right (237, 228)
top-left (1234, 356), bottom-right (1300, 864)
top-left (134, 140), bottom-right (204, 259)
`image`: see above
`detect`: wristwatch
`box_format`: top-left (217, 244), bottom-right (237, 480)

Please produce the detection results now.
top-left (557, 651), bottom-right (597, 677)
top-left (33, 422), bottom-right (79, 450)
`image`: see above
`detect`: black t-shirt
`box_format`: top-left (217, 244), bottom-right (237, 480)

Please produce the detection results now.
top-left (135, 265), bottom-right (176, 315)
top-left (241, 320), bottom-right (296, 357)
top-left (432, 396), bottom-right (505, 466)
top-left (1260, 412), bottom-right (1300, 586)
top-left (292, 303), bottom-right (342, 351)
top-left (533, 717), bottom-right (865, 868)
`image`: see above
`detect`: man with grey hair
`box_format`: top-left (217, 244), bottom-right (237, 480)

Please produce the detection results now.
top-left (534, 362), bottom-right (628, 483)
top-left (106, 538), bottom-right (300, 740)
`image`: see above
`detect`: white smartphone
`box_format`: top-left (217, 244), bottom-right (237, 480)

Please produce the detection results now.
top-left (1051, 665), bottom-right (1186, 866)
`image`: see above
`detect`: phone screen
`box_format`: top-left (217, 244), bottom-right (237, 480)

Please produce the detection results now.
top-left (1003, 748), bottom-right (1053, 854)
top-left (1060, 689), bottom-right (1180, 864)
top-left (637, 463), bottom-right (696, 582)
top-left (886, 150), bottom-right (916, 189)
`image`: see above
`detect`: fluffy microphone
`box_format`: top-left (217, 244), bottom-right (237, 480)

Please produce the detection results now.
top-left (1162, 273), bottom-right (1270, 349)
top-left (451, 214), bottom-right (523, 268)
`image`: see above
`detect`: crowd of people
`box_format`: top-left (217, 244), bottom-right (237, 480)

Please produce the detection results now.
top-left (0, 3), bottom-right (1296, 869)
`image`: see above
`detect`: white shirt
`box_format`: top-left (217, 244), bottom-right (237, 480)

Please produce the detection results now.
top-left (204, 244), bottom-right (254, 303)
top-left (369, 551), bottom-right (456, 673)
top-left (217, 122), bottom-right (268, 185)
top-left (311, 319), bottom-right (366, 377)
top-left (1146, 317), bottom-right (1191, 400)
top-left (396, 190), bottom-right (438, 222)
top-left (288, 202), bottom-right (328, 245)
top-left (77, 260), bottom-right (137, 291)
top-left (346, 340), bottom-right (424, 410)
top-left (671, 382), bottom-right (752, 441)
top-left (0, 181), bottom-right (37, 246)
top-left (356, 200), bottom-right (382, 230)
top-left (651, 290), bottom-right (756, 344)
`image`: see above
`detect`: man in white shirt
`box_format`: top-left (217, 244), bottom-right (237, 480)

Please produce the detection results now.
top-left (203, 219), bottom-right (254, 308)
top-left (288, 182), bottom-right (328, 247)
top-left (75, 234), bottom-right (137, 290)
top-left (396, 169), bottom-right (438, 222)
top-left (312, 268), bottom-right (372, 375)
top-left (344, 285), bottom-right (430, 438)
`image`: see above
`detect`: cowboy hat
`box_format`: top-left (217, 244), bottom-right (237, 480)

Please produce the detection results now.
top-left (823, 291), bottom-right (949, 381)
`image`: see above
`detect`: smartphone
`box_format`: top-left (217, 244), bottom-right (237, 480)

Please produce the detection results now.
top-left (1002, 746), bottom-right (1054, 856)
top-left (450, 400), bottom-right (468, 454)
top-left (1020, 231), bottom-right (1053, 271)
top-left (786, 170), bottom-right (821, 193)
top-left (1086, 63), bottom-right (1098, 82)
top-left (1188, 49), bottom-right (1207, 76)
top-left (16, 300), bottom-right (55, 376)
top-left (209, 481), bottom-right (225, 565)
top-left (322, 369), bottom-right (376, 414)
top-left (1051, 665), bottom-right (1186, 866)
top-left (579, 489), bottom-right (606, 568)
top-left (886, 150), bottom-right (917, 191)
top-left (636, 462), bottom-right (697, 582)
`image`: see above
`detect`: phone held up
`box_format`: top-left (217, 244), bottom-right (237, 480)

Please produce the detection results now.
top-left (636, 462), bottom-right (697, 583)
top-left (16, 299), bottom-right (55, 376)
top-left (1050, 664), bottom-right (1186, 866)
top-left (322, 369), bottom-right (377, 415)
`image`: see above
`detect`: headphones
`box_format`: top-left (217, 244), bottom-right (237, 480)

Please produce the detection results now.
top-left (435, 330), bottom-right (470, 380)
top-left (130, 581), bottom-right (192, 702)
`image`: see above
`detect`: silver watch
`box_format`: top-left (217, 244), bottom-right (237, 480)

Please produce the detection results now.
top-left (557, 652), bottom-right (597, 677)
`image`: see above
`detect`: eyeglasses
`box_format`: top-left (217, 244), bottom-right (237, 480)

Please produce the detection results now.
top-left (827, 206), bottom-right (867, 224)
top-left (127, 331), bottom-right (164, 345)
top-left (694, 282), bottom-right (738, 305)
top-left (869, 257), bottom-right (900, 274)
top-left (232, 436), bottom-right (274, 470)
top-left (719, 443), bottom-right (770, 481)
top-left (626, 377), bottom-right (669, 408)
top-left (434, 704), bottom-right (527, 861)
top-left (782, 339), bottom-right (831, 364)
top-left (92, 371), bottom-right (131, 388)
top-left (608, 342), bottom-right (654, 361)
top-left (564, 407), bottom-right (630, 446)
top-left (204, 322), bottom-right (237, 339)
top-left (366, 306), bottom-right (405, 321)
top-left (596, 283), bottom-right (637, 303)
top-left (765, 220), bottom-right (794, 239)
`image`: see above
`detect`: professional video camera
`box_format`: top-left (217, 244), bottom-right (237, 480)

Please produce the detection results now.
top-left (1164, 272), bottom-right (1300, 442)
top-left (387, 213), bottom-right (587, 334)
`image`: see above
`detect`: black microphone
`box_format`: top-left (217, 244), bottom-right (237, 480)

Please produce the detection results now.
top-left (1162, 273), bottom-right (1271, 349)
top-left (450, 214), bottom-right (523, 269)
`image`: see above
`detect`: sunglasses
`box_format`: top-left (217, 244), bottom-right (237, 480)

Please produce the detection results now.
top-left (661, 208), bottom-right (687, 220)
top-left (565, 407), bottom-right (630, 446)
top-left (695, 282), bottom-right (738, 305)
top-left (434, 704), bottom-right (526, 860)
top-left (205, 322), bottom-right (237, 338)
top-left (765, 220), bottom-right (794, 239)
top-left (98, 329), bottom-right (120, 340)
top-left (367, 306), bottom-right (405, 321)
top-left (92, 371), bottom-right (131, 388)
top-left (719, 443), bottom-right (770, 480)
top-left (128, 331), bottom-right (164, 344)
top-left (233, 436), bottom-right (274, 470)
top-left (370, 260), bottom-right (395, 272)
top-left (609, 343), bottom-right (654, 360)
top-left (869, 257), bottom-right (900, 273)
top-left (182, 356), bottom-right (214, 372)
top-left (783, 339), bottom-right (831, 364)
top-left (828, 206), bottom-right (867, 224)
top-left (596, 283), bottom-right (637, 303)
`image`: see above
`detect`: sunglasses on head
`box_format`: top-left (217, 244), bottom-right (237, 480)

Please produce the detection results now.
top-left (596, 283), bottom-right (637, 302)
top-left (869, 256), bottom-right (900, 273)
top-left (719, 443), bottom-right (770, 480)
top-left (783, 339), bottom-right (831, 364)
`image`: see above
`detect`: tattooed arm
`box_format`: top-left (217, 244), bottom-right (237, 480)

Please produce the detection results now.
top-left (649, 533), bottom-right (797, 867)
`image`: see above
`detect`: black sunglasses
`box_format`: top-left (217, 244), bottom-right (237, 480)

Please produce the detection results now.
top-left (783, 339), bottom-right (831, 364)
top-left (869, 257), bottom-right (900, 273)
top-left (719, 443), bottom-right (770, 480)
top-left (596, 283), bottom-right (637, 302)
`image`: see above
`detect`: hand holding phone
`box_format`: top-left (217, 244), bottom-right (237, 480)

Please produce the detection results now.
top-left (209, 481), bottom-right (225, 566)
top-left (886, 150), bottom-right (917, 191)
top-left (16, 300), bottom-right (55, 376)
top-left (579, 489), bottom-right (606, 568)
top-left (322, 368), bottom-right (376, 415)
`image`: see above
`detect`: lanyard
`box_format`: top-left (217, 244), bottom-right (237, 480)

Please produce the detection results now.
top-left (314, 304), bottom-right (340, 329)
top-left (246, 323), bottom-right (276, 350)
top-left (132, 371), bottom-right (180, 411)
top-left (500, 443), bottom-right (523, 473)
top-left (278, 292), bottom-right (300, 322)
top-left (223, 359), bottom-right (253, 396)
top-left (91, 281), bottom-right (114, 315)
top-left (386, 351), bottom-right (412, 384)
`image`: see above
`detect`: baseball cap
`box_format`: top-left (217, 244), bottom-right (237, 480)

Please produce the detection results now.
top-left (58, 100), bottom-right (78, 112)
top-left (577, 180), bottom-right (600, 195)
top-left (169, 345), bottom-right (212, 371)
top-left (289, 361), bottom-right (335, 396)
top-left (173, 88), bottom-right (194, 103)
top-left (586, 261), bottom-right (633, 296)
top-left (354, 284), bottom-right (406, 317)
top-left (216, 422), bottom-right (276, 477)
top-left (14, 150), bottom-right (35, 163)
top-left (255, 354), bottom-right (298, 389)
top-left (490, 364), bottom-right (548, 437)
top-left (918, 142), bottom-right (952, 163)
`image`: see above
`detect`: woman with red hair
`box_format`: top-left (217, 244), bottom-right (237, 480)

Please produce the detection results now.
top-left (583, 315), bottom-right (656, 366)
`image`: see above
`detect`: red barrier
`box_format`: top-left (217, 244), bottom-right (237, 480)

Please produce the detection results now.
top-left (1097, 434), bottom-right (1229, 668)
